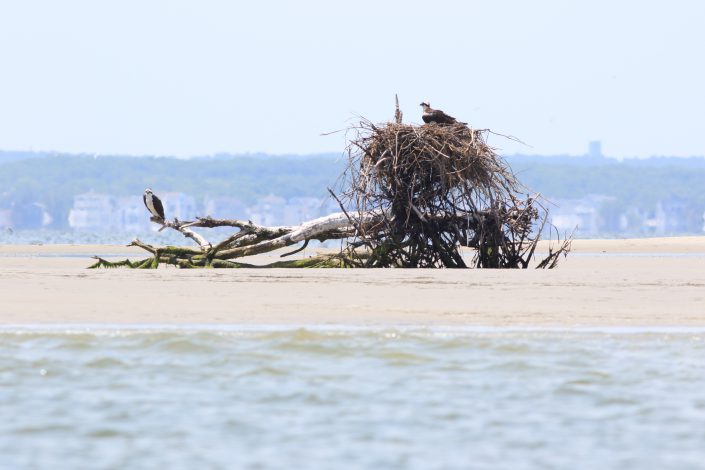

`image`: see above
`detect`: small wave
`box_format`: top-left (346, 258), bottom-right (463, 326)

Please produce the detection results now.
top-left (85, 357), bottom-right (127, 368)
top-left (84, 428), bottom-right (123, 438)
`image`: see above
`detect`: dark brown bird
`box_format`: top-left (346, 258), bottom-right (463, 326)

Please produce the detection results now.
top-left (420, 102), bottom-right (466, 125)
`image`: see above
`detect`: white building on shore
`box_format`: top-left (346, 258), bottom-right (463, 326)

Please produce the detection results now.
top-left (116, 196), bottom-right (150, 232)
top-left (68, 191), bottom-right (196, 231)
top-left (68, 192), bottom-right (117, 230)
top-left (204, 196), bottom-right (247, 220)
top-left (158, 192), bottom-right (197, 222)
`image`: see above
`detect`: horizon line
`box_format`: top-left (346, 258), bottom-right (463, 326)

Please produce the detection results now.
top-left (2, 148), bottom-right (705, 161)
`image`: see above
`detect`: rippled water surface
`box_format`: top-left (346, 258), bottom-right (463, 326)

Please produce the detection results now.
top-left (1, 328), bottom-right (705, 470)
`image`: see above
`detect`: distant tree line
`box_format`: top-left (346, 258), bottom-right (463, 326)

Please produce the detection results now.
top-left (507, 154), bottom-right (705, 209)
top-left (1, 151), bottom-right (704, 231)
top-left (0, 153), bottom-right (344, 229)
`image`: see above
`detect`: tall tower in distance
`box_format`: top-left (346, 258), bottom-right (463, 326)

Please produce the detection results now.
top-left (588, 140), bottom-right (603, 158)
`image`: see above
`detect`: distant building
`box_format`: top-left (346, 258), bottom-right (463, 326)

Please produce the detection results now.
top-left (116, 196), bottom-right (150, 232)
top-left (647, 198), bottom-right (702, 234)
top-left (243, 194), bottom-right (348, 226)
top-left (159, 192), bottom-right (197, 221)
top-left (282, 197), bottom-right (324, 225)
top-left (244, 195), bottom-right (333, 226)
top-left (204, 196), bottom-right (247, 220)
top-left (6, 202), bottom-right (53, 229)
top-left (68, 193), bottom-right (117, 230)
top-left (247, 194), bottom-right (286, 226)
top-left (587, 140), bottom-right (603, 158)
top-left (68, 192), bottom-right (196, 232)
top-left (550, 195), bottom-right (613, 236)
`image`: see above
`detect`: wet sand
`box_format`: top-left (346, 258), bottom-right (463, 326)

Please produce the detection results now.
top-left (1, 238), bottom-right (704, 327)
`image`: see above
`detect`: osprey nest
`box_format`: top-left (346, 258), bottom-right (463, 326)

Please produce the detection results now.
top-left (335, 114), bottom-right (571, 268)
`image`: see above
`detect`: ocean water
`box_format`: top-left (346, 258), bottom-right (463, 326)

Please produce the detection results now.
top-left (1, 328), bottom-right (704, 470)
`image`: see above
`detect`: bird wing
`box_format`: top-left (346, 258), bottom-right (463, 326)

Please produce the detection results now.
top-left (434, 110), bottom-right (457, 123)
top-left (153, 195), bottom-right (165, 219)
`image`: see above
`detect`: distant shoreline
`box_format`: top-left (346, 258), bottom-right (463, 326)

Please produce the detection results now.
top-left (3, 324), bottom-right (705, 334)
top-left (2, 236), bottom-right (704, 256)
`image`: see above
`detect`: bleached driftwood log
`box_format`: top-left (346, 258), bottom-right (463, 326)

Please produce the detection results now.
top-left (89, 211), bottom-right (383, 269)
top-left (182, 211), bottom-right (376, 258)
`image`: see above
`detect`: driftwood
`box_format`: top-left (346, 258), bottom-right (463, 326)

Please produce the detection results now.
top-left (91, 102), bottom-right (571, 269)
top-left (88, 212), bottom-right (371, 269)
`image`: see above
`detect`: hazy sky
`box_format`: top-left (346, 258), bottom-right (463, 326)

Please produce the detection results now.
top-left (1, 1), bottom-right (704, 157)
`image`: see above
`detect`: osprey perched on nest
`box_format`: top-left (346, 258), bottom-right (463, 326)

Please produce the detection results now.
top-left (420, 102), bottom-right (466, 125)
top-left (143, 188), bottom-right (165, 220)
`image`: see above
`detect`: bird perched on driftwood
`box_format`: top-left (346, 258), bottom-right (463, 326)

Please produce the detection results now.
top-left (143, 188), bottom-right (165, 220)
top-left (420, 102), bottom-right (466, 125)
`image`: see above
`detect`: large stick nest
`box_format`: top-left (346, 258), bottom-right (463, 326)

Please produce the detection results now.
top-left (337, 117), bottom-right (570, 268)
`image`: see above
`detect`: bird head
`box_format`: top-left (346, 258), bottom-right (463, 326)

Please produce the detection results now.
top-left (145, 188), bottom-right (153, 195)
top-left (419, 102), bottom-right (430, 108)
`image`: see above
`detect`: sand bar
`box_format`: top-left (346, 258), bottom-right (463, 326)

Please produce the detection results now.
top-left (0, 238), bottom-right (703, 327)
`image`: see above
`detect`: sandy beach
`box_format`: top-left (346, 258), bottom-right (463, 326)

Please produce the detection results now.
top-left (1, 237), bottom-right (703, 327)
